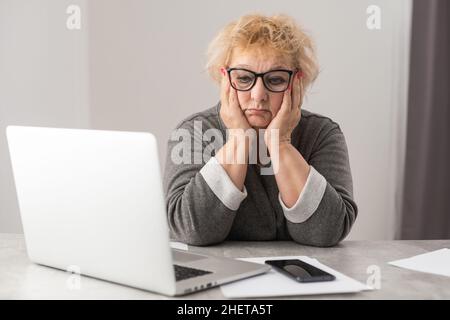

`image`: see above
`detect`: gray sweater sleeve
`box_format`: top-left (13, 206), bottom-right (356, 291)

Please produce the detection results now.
top-left (286, 126), bottom-right (358, 247)
top-left (163, 121), bottom-right (240, 246)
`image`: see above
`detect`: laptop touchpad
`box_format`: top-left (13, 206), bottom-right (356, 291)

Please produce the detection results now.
top-left (173, 250), bottom-right (208, 263)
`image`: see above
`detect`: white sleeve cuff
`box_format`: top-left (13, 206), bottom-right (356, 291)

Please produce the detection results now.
top-left (279, 166), bottom-right (327, 223)
top-left (199, 156), bottom-right (248, 211)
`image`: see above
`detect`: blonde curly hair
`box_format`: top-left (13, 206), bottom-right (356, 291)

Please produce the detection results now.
top-left (206, 13), bottom-right (319, 92)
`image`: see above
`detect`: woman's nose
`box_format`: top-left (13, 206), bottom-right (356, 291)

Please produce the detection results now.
top-left (250, 77), bottom-right (268, 102)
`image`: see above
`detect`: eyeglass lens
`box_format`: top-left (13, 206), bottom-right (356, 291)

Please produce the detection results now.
top-left (229, 69), bottom-right (291, 92)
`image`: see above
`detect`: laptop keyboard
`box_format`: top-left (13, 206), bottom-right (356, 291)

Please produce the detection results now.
top-left (173, 264), bottom-right (212, 282)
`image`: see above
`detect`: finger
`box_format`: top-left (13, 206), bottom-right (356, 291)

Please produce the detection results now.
top-left (292, 75), bottom-right (301, 110)
top-left (298, 71), bottom-right (305, 107)
top-left (298, 76), bottom-right (304, 109)
top-left (229, 85), bottom-right (240, 111)
top-left (281, 84), bottom-right (292, 113)
top-left (220, 69), bottom-right (230, 107)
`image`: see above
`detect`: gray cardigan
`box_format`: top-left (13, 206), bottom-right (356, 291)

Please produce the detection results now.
top-left (163, 102), bottom-right (358, 247)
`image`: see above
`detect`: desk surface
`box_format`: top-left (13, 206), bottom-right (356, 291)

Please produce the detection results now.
top-left (1, 233), bottom-right (450, 299)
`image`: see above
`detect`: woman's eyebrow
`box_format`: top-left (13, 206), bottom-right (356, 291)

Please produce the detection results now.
top-left (233, 64), bottom-right (289, 70)
top-left (233, 64), bottom-right (253, 69)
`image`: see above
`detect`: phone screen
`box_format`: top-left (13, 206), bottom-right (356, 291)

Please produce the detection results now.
top-left (265, 259), bottom-right (336, 282)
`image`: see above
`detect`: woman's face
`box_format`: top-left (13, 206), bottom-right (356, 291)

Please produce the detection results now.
top-left (228, 48), bottom-right (293, 129)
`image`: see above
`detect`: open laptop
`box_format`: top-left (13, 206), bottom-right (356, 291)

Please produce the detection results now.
top-left (6, 125), bottom-right (269, 296)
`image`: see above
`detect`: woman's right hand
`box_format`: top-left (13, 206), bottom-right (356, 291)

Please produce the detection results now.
top-left (215, 69), bottom-right (251, 190)
top-left (220, 69), bottom-right (251, 131)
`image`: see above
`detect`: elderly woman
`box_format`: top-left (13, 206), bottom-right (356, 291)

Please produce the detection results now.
top-left (163, 14), bottom-right (357, 247)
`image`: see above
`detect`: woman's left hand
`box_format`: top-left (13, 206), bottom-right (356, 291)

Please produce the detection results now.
top-left (264, 72), bottom-right (303, 150)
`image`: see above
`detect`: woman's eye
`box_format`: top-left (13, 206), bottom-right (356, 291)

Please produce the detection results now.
top-left (267, 77), bottom-right (286, 85)
top-left (237, 76), bottom-right (253, 83)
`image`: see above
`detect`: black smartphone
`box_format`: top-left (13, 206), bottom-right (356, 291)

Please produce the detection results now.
top-left (265, 259), bottom-right (336, 283)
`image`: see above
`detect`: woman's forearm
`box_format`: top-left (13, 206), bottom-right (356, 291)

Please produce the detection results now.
top-left (215, 133), bottom-right (252, 192)
top-left (271, 143), bottom-right (310, 208)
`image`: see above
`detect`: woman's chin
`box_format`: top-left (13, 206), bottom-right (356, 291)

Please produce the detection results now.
top-left (247, 117), bottom-right (270, 129)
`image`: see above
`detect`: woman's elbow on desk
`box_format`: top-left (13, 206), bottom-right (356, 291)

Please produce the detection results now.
top-left (287, 197), bottom-right (358, 248)
top-left (170, 230), bottom-right (227, 247)
top-left (167, 203), bottom-right (231, 246)
top-left (289, 229), bottom-right (343, 247)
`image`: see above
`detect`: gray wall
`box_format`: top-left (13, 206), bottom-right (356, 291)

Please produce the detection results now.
top-left (0, 0), bottom-right (90, 233)
top-left (0, 0), bottom-right (412, 240)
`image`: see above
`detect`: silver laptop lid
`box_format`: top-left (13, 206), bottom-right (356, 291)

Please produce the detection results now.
top-left (6, 126), bottom-right (176, 296)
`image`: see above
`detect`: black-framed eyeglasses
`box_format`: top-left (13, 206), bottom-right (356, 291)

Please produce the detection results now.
top-left (226, 67), bottom-right (295, 93)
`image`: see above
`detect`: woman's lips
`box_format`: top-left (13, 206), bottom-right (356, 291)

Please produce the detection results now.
top-left (245, 109), bottom-right (270, 116)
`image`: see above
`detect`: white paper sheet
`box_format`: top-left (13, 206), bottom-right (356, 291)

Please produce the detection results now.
top-left (388, 248), bottom-right (450, 277)
top-left (220, 255), bottom-right (370, 298)
top-left (170, 241), bottom-right (188, 251)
